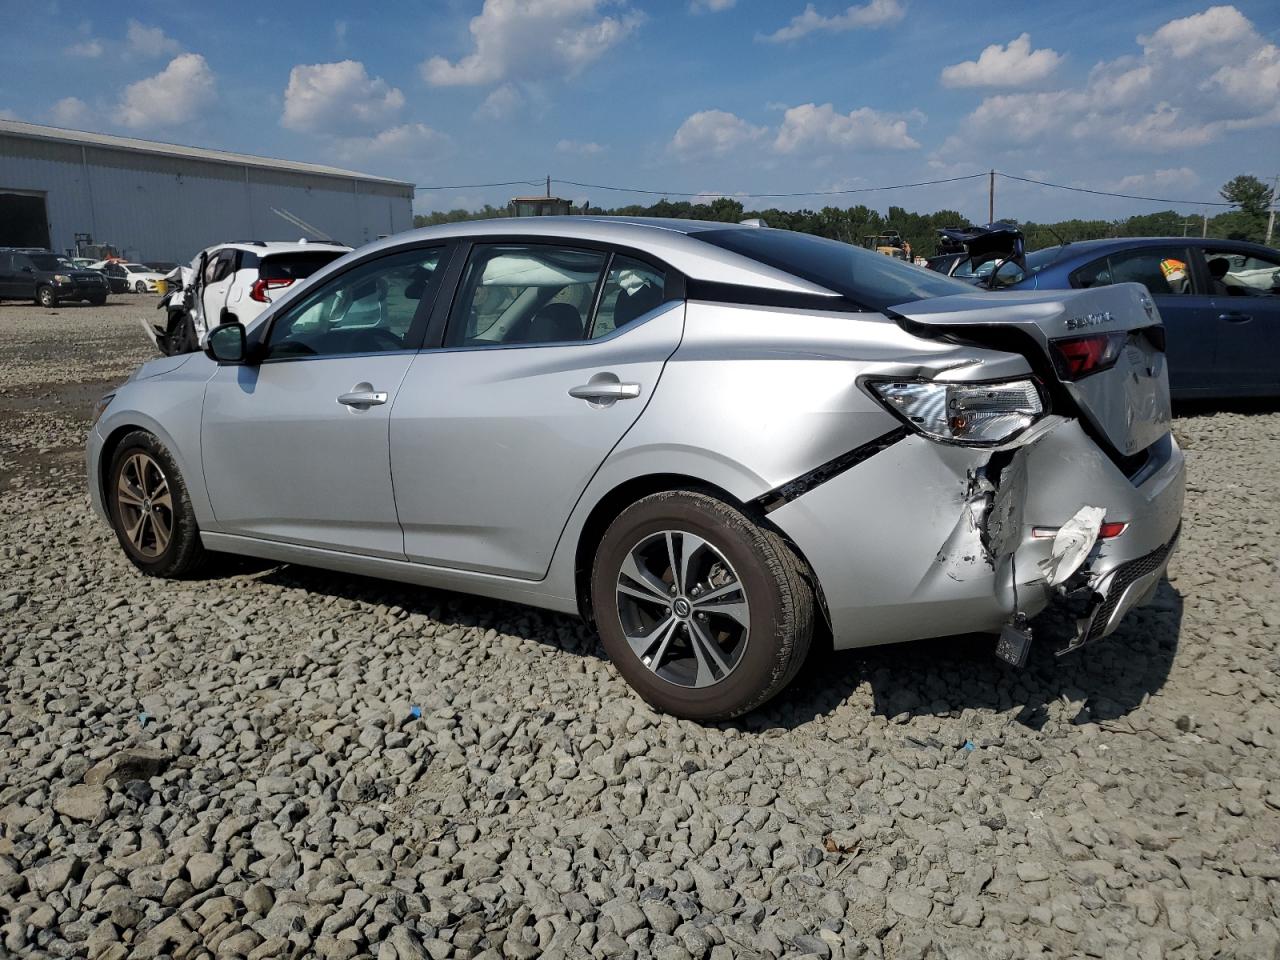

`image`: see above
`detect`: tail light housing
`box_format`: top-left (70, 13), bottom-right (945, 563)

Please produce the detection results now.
top-left (249, 277), bottom-right (294, 303)
top-left (1050, 331), bottom-right (1126, 380)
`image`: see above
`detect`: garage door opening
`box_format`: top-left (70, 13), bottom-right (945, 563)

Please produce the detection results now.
top-left (0, 191), bottom-right (50, 249)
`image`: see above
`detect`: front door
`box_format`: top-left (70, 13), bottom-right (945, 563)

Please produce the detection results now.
top-left (391, 243), bottom-right (681, 578)
top-left (200, 244), bottom-right (447, 557)
top-left (199, 249), bottom-right (238, 327)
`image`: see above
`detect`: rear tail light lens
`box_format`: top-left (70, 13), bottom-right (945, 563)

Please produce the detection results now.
top-left (1050, 331), bottom-right (1126, 380)
top-left (867, 378), bottom-right (1044, 445)
top-left (249, 277), bottom-right (294, 303)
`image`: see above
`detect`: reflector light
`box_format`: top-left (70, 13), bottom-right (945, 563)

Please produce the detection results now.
top-left (1032, 520), bottom-right (1127, 540)
top-left (1050, 331), bottom-right (1126, 380)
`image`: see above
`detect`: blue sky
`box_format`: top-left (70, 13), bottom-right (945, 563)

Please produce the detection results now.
top-left (3, 0), bottom-right (1278, 223)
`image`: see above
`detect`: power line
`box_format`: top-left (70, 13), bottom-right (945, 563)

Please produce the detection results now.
top-left (996, 172), bottom-right (1234, 207)
top-left (413, 179), bottom-right (544, 192)
top-left (552, 173), bottom-right (987, 199)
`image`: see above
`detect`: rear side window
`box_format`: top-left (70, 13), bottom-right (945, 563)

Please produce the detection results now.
top-left (260, 251), bottom-right (345, 282)
top-left (445, 244), bottom-right (608, 348)
top-left (1071, 248), bottom-right (1193, 296)
top-left (590, 256), bottom-right (666, 339)
top-left (697, 228), bottom-right (974, 310)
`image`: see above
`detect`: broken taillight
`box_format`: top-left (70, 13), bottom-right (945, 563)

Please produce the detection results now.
top-left (1050, 331), bottom-right (1126, 380)
top-left (249, 277), bottom-right (295, 303)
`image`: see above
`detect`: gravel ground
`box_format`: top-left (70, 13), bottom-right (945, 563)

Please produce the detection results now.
top-left (2, 297), bottom-right (1279, 960)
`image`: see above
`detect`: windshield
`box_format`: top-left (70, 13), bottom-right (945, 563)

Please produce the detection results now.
top-left (28, 254), bottom-right (63, 270)
top-left (1024, 245), bottom-right (1069, 275)
top-left (125, 264), bottom-right (147, 273)
top-left (698, 228), bottom-right (974, 311)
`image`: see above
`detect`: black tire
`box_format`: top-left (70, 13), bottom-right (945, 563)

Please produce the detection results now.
top-left (89, 294), bottom-right (107, 306)
top-left (134, 281), bottom-right (147, 293)
top-left (107, 430), bottom-right (208, 578)
top-left (37, 285), bottom-right (56, 308)
top-left (591, 490), bottom-right (814, 721)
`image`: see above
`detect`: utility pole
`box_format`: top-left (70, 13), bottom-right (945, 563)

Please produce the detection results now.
top-left (546, 174), bottom-right (551, 199)
top-left (1266, 174), bottom-right (1279, 246)
top-left (988, 170), bottom-right (995, 224)
top-left (1202, 211), bottom-right (1209, 238)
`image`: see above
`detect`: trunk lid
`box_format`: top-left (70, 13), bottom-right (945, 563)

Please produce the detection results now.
top-left (890, 281), bottom-right (1171, 457)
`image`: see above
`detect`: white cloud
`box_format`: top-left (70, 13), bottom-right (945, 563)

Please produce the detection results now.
top-left (50, 97), bottom-right (91, 128)
top-left (690, 0), bottom-right (736, 11)
top-left (774, 102), bottom-right (919, 152)
top-left (556, 138), bottom-right (606, 155)
top-left (281, 60), bottom-right (405, 135)
top-left (1110, 167), bottom-right (1199, 192)
top-left (422, 0), bottom-right (643, 86)
top-left (670, 110), bottom-right (768, 158)
top-left (476, 83), bottom-right (523, 120)
top-left (761, 0), bottom-right (903, 43)
top-left (333, 123), bottom-right (449, 163)
top-left (116, 53), bottom-right (216, 130)
top-left (945, 5), bottom-right (1280, 157)
top-left (65, 39), bottom-right (103, 58)
top-left (126, 20), bottom-right (182, 58)
top-left (940, 34), bottom-right (1062, 88)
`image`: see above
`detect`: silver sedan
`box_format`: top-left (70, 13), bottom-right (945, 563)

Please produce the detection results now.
top-left (87, 218), bottom-right (1184, 719)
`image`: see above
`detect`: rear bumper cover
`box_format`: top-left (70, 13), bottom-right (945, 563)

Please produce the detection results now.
top-left (768, 418), bottom-right (1185, 650)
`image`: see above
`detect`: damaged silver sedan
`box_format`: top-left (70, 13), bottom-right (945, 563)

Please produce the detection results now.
top-left (87, 218), bottom-right (1183, 720)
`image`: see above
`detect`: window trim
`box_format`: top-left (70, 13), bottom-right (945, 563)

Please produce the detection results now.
top-left (252, 241), bottom-right (456, 364)
top-left (432, 237), bottom-right (683, 352)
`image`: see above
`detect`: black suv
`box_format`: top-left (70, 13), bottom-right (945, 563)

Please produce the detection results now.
top-left (0, 248), bottom-right (110, 307)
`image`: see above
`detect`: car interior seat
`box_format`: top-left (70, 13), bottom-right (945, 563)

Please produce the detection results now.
top-left (1207, 257), bottom-right (1235, 296)
top-left (525, 302), bottom-right (583, 342)
top-left (611, 284), bottom-right (663, 331)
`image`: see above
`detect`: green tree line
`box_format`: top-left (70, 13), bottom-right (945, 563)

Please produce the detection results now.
top-left (414, 175), bottom-right (1276, 257)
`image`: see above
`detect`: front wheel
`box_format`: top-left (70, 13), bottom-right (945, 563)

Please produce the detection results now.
top-left (37, 285), bottom-right (56, 308)
top-left (89, 294), bottom-right (107, 306)
top-left (107, 431), bottom-right (207, 577)
top-left (134, 281), bottom-right (147, 293)
top-left (591, 490), bottom-right (815, 721)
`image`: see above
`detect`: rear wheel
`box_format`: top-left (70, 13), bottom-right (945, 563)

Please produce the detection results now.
top-left (36, 285), bottom-right (56, 308)
top-left (590, 490), bottom-right (814, 721)
top-left (89, 294), bottom-right (107, 306)
top-left (108, 430), bottom-right (207, 578)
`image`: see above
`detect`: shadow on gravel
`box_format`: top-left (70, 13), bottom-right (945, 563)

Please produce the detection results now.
top-left (1173, 396), bottom-right (1280, 417)
top-left (228, 561), bottom-right (1183, 732)
top-left (744, 580), bottom-right (1184, 732)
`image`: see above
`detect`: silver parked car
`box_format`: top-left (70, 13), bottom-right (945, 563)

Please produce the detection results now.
top-left (87, 218), bottom-right (1184, 719)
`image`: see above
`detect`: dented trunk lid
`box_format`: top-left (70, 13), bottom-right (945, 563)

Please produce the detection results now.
top-left (889, 281), bottom-right (1172, 457)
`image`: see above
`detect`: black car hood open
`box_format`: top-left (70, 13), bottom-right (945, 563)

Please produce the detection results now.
top-left (937, 221), bottom-right (1026, 282)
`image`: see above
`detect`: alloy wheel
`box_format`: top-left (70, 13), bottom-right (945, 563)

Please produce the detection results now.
top-left (615, 530), bottom-right (750, 688)
top-left (115, 452), bottom-right (173, 558)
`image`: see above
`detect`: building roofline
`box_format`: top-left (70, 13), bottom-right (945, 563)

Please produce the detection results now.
top-left (0, 119), bottom-right (415, 190)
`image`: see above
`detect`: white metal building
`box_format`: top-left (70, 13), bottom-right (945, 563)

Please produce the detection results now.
top-left (0, 120), bottom-right (414, 262)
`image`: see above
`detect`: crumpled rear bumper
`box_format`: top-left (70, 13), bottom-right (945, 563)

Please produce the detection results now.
top-left (767, 417), bottom-right (1185, 651)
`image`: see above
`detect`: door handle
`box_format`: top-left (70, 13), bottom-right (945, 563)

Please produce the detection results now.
top-left (569, 381), bottom-right (641, 401)
top-left (1219, 312), bottom-right (1252, 323)
top-left (337, 390), bottom-right (388, 407)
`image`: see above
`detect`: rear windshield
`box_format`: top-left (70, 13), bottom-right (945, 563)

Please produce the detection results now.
top-left (260, 251), bottom-right (346, 281)
top-left (697, 228), bottom-right (974, 310)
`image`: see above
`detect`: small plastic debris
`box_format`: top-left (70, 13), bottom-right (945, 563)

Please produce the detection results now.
top-left (138, 712), bottom-right (149, 727)
top-left (408, 705), bottom-right (422, 720)
top-left (964, 740), bottom-right (976, 752)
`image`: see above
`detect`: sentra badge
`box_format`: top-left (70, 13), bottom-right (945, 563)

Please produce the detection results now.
top-left (1066, 310), bottom-right (1114, 331)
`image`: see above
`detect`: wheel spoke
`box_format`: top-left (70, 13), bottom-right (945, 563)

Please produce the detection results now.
top-left (617, 581), bottom-right (668, 606)
top-left (151, 512), bottom-right (171, 553)
top-left (626, 615), bottom-right (676, 663)
top-left (696, 598), bottom-right (749, 627)
top-left (665, 532), bottom-right (681, 593)
top-left (688, 619), bottom-right (732, 685)
top-left (619, 551), bottom-right (671, 602)
top-left (678, 532), bottom-right (707, 598)
top-left (691, 578), bottom-right (742, 606)
top-left (116, 475), bottom-right (145, 509)
top-left (150, 478), bottom-right (173, 512)
top-left (125, 510), bottom-right (147, 548)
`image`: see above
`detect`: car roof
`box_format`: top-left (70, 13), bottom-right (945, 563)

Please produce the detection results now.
top-left (1031, 236), bottom-right (1277, 258)
top-left (342, 216), bottom-right (830, 296)
top-left (212, 241), bottom-right (353, 255)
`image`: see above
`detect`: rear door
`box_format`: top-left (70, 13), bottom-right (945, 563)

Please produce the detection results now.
top-left (390, 242), bottom-right (682, 579)
top-left (1070, 245), bottom-right (1213, 396)
top-left (200, 249), bottom-right (238, 324)
top-left (1197, 244), bottom-right (1280, 394)
top-left (0, 254), bottom-right (17, 297)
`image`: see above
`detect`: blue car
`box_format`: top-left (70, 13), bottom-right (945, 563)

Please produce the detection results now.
top-left (999, 237), bottom-right (1280, 400)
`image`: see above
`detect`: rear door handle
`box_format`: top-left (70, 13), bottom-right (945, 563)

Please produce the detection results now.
top-left (1219, 312), bottom-right (1252, 323)
top-left (337, 390), bottom-right (388, 407)
top-left (569, 381), bottom-right (641, 401)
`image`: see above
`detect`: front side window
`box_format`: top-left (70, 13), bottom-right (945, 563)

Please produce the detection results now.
top-left (1072, 248), bottom-right (1193, 296)
top-left (445, 244), bottom-right (607, 348)
top-left (590, 256), bottom-right (666, 339)
top-left (1201, 248), bottom-right (1280, 297)
top-left (265, 247), bottom-right (443, 360)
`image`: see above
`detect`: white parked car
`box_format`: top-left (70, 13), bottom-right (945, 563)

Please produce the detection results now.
top-left (142, 240), bottom-right (351, 355)
top-left (91, 261), bottom-right (166, 293)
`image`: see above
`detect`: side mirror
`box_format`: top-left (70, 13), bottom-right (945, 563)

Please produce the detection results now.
top-left (205, 322), bottom-right (247, 364)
